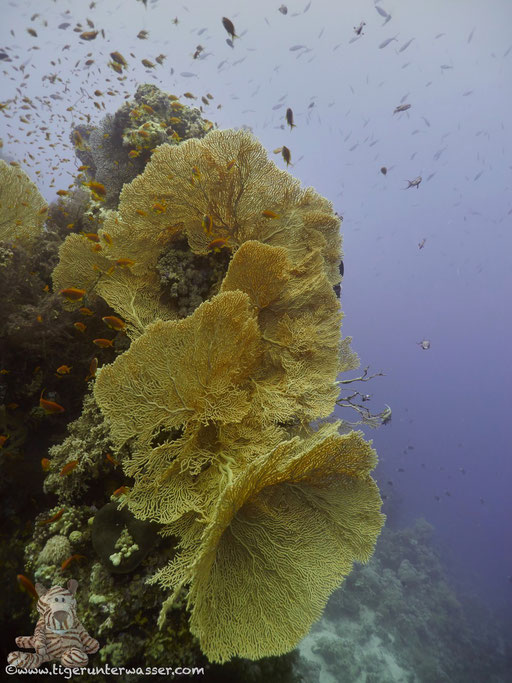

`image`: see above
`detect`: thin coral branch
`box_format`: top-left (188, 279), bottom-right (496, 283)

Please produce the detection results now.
top-left (338, 365), bottom-right (385, 384)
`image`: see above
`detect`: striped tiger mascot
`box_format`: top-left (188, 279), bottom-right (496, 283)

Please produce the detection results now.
top-left (8, 579), bottom-right (99, 670)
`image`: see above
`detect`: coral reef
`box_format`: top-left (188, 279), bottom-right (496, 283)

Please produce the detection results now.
top-left (77, 126), bottom-right (383, 661)
top-left (43, 392), bottom-right (120, 503)
top-left (156, 237), bottom-right (230, 318)
top-left (9, 84), bottom-right (385, 675)
top-left (72, 83), bottom-right (211, 208)
top-left (297, 520), bottom-right (511, 683)
top-left (92, 502), bottom-right (159, 574)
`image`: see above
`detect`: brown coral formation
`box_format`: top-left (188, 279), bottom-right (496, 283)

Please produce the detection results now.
top-left (53, 127), bottom-right (384, 663)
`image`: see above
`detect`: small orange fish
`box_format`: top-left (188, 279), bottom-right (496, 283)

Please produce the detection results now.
top-left (102, 316), bottom-right (125, 331)
top-left (36, 315), bottom-right (43, 323)
top-left (110, 51), bottom-right (127, 66)
top-left (93, 338), bottom-right (114, 348)
top-left (226, 159), bottom-right (236, 171)
top-left (0, 434), bottom-right (10, 448)
top-left (152, 202), bottom-right (166, 214)
top-left (116, 258), bottom-right (135, 268)
top-left (128, 149), bottom-right (140, 158)
top-left (7, 403), bottom-right (19, 410)
top-left (83, 181), bottom-right (106, 200)
top-left (112, 485), bottom-right (129, 497)
top-left (105, 453), bottom-right (119, 466)
top-left (80, 30), bottom-right (98, 40)
top-left (85, 357), bottom-right (98, 381)
top-left (208, 237), bottom-right (230, 253)
top-left (56, 189), bottom-right (69, 197)
top-left (61, 554), bottom-right (86, 571)
top-left (40, 390), bottom-right (65, 415)
top-left (92, 244), bottom-right (102, 252)
top-left (59, 287), bottom-right (86, 302)
top-left (261, 210), bottom-right (280, 219)
top-left (41, 457), bottom-right (51, 471)
top-left (79, 307), bottom-right (94, 316)
top-left (82, 232), bottom-right (100, 243)
top-left (281, 146), bottom-right (292, 167)
top-left (135, 209), bottom-right (146, 216)
top-left (39, 508), bottom-right (65, 525)
top-left (74, 322), bottom-right (86, 333)
top-left (60, 460), bottom-right (79, 476)
top-left (56, 365), bottom-right (72, 375)
top-left (17, 575), bottom-right (38, 600)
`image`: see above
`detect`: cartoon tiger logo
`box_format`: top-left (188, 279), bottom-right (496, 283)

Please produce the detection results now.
top-left (8, 579), bottom-right (99, 670)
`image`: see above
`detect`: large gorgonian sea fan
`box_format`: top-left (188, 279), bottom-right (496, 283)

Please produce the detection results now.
top-left (150, 422), bottom-right (385, 664)
top-left (97, 128), bottom-right (342, 278)
top-left (73, 127), bottom-right (384, 662)
top-left (52, 129), bottom-right (343, 338)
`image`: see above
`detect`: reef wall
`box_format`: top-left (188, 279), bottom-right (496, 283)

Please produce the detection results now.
top-left (1, 84), bottom-right (384, 677)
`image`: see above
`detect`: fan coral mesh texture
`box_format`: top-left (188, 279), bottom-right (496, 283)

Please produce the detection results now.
top-left (53, 128), bottom-right (385, 662)
top-left (154, 422), bottom-right (384, 662)
top-left (53, 128), bottom-right (342, 336)
top-left (0, 160), bottom-right (47, 242)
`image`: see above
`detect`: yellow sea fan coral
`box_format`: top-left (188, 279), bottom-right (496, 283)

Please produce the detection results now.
top-left (218, 240), bottom-right (291, 310)
top-left (153, 421), bottom-right (384, 663)
top-left (98, 129), bottom-right (342, 279)
top-left (95, 267), bottom-right (175, 337)
top-left (0, 160), bottom-right (47, 242)
top-left (94, 289), bottom-right (262, 445)
top-left (52, 232), bottom-right (112, 308)
top-left (52, 231), bottom-right (174, 333)
top-left (221, 240), bottom-right (343, 423)
top-left (94, 290), bottom-right (266, 518)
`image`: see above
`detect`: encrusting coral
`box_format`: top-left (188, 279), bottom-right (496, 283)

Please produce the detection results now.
top-left (71, 83), bottom-right (211, 209)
